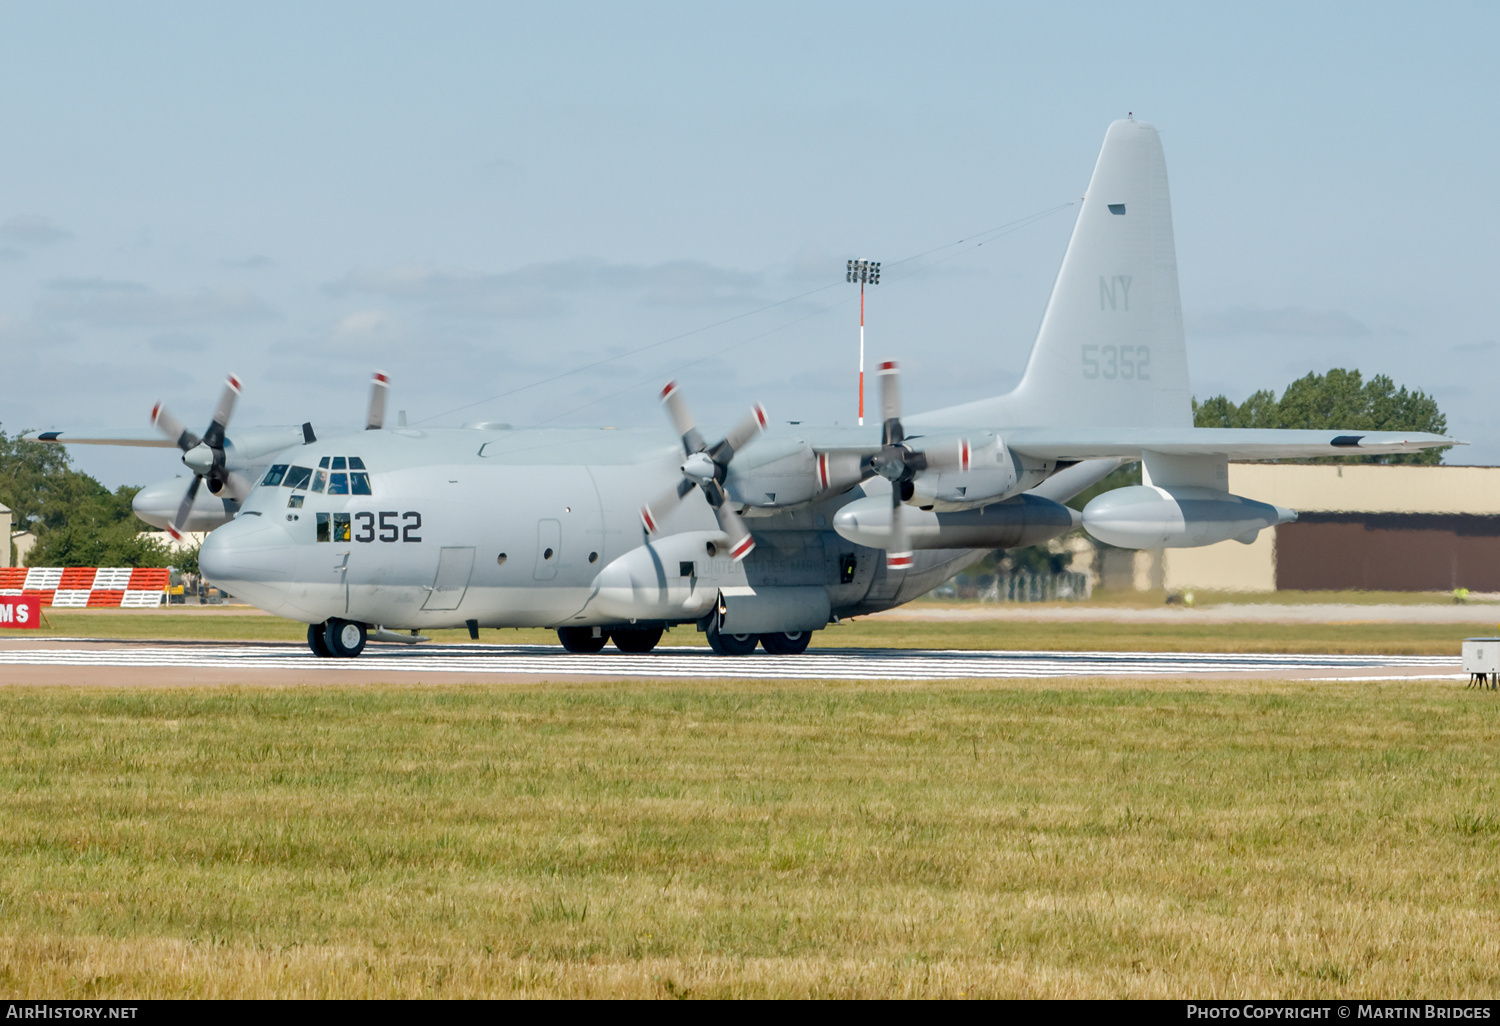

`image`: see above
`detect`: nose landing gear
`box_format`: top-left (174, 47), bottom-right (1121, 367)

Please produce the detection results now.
top-left (309, 619), bottom-right (367, 658)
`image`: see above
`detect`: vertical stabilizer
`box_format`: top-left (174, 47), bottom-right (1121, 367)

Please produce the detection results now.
top-left (914, 119), bottom-right (1191, 430)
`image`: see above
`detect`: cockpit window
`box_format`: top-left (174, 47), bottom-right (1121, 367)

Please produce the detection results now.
top-left (261, 464), bottom-right (288, 487)
top-left (318, 457), bottom-right (330, 469)
top-left (311, 469), bottom-right (327, 493)
top-left (348, 457), bottom-right (366, 470)
top-left (327, 472), bottom-right (349, 495)
top-left (331, 456), bottom-right (347, 470)
top-left (283, 466), bottom-right (312, 490)
top-left (350, 472), bottom-right (372, 495)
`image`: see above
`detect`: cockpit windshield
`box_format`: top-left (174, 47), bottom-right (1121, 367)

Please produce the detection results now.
top-left (261, 458), bottom-right (368, 494)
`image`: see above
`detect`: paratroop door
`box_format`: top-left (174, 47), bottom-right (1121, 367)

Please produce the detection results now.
top-left (422, 546), bottom-right (475, 611)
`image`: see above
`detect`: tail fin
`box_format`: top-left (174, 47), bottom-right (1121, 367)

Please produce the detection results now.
top-left (1012, 119), bottom-right (1190, 426)
top-left (919, 119), bottom-right (1191, 430)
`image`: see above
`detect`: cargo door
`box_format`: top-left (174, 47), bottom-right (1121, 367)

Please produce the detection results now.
top-left (422, 546), bottom-right (475, 611)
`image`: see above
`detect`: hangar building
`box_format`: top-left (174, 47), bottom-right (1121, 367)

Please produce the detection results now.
top-left (1092, 463), bottom-right (1500, 593)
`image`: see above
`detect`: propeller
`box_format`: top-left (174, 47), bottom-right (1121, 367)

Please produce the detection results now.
top-left (152, 374), bottom-right (245, 539)
top-left (640, 381), bottom-right (768, 561)
top-left (867, 361), bottom-right (972, 571)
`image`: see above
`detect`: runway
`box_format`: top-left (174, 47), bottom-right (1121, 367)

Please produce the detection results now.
top-left (0, 640), bottom-right (1464, 682)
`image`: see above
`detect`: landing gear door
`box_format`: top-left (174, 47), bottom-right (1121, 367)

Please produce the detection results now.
top-left (422, 546), bottom-right (475, 611)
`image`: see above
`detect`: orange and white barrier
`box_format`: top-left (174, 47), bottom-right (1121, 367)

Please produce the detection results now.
top-left (0, 568), bottom-right (170, 607)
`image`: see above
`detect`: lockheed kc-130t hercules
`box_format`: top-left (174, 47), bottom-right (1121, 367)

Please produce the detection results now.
top-left (31, 120), bottom-right (1455, 657)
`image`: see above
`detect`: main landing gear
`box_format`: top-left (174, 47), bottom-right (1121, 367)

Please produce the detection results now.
top-left (705, 621), bottom-right (812, 656)
top-left (556, 625), bottom-right (667, 654)
top-left (308, 619), bottom-right (367, 658)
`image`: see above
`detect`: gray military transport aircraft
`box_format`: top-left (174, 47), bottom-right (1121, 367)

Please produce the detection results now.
top-left (32, 119), bottom-right (1455, 658)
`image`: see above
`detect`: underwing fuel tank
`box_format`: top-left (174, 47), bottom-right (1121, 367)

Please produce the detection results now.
top-left (1081, 486), bottom-right (1296, 549)
top-left (832, 493), bottom-right (1080, 550)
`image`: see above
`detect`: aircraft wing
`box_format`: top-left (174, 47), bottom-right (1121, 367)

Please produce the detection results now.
top-left (1000, 428), bottom-right (1458, 461)
top-left (23, 430), bottom-right (176, 448)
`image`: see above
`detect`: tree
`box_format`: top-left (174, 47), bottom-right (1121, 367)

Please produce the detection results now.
top-left (1193, 369), bottom-right (1448, 464)
top-left (0, 424), bottom-right (172, 568)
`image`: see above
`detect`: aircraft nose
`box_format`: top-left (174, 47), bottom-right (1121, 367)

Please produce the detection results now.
top-left (198, 515), bottom-right (294, 612)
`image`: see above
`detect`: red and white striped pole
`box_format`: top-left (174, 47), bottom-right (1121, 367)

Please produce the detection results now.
top-left (847, 259), bottom-right (880, 426)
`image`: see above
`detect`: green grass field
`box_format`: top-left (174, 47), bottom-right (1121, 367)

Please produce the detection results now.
top-left (28, 608), bottom-right (1482, 655)
top-left (2, 678), bottom-right (1499, 998)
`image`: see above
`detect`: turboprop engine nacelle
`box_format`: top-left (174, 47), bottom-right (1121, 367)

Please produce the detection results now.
top-left (1081, 486), bottom-right (1297, 549)
top-left (726, 438), bottom-right (865, 513)
top-left (832, 493), bottom-right (1080, 550)
top-left (907, 434), bottom-right (1051, 511)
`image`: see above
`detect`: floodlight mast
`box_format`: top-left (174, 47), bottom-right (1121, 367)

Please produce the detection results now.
top-left (846, 259), bottom-right (881, 425)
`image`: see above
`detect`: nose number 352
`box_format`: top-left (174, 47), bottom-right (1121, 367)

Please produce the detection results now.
top-left (355, 511), bottom-right (422, 543)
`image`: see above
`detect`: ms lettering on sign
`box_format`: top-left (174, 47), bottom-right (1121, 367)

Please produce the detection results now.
top-left (0, 596), bottom-right (41, 629)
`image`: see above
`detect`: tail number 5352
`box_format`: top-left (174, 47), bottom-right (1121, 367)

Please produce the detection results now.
top-left (1081, 344), bottom-right (1150, 380)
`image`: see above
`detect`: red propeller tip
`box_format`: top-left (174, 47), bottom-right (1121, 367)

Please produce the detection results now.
top-left (753, 404), bottom-right (768, 429)
top-left (373, 372), bottom-right (389, 385)
top-left (227, 375), bottom-right (242, 393)
top-left (659, 381), bottom-right (678, 401)
top-left (878, 361), bottom-right (898, 372)
top-left (887, 552), bottom-right (913, 570)
top-left (730, 535), bottom-right (755, 561)
top-left (150, 402), bottom-right (161, 424)
top-left (640, 507), bottom-right (658, 534)
top-left (166, 525), bottom-right (183, 541)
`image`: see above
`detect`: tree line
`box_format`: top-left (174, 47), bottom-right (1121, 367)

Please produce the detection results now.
top-left (0, 426), bottom-right (172, 568)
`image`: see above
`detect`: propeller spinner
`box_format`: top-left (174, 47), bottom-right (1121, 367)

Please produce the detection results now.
top-left (152, 374), bottom-right (247, 539)
top-left (640, 381), bottom-right (768, 561)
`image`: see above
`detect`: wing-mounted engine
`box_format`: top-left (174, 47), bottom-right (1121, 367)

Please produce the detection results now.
top-left (904, 433), bottom-right (1054, 511)
top-left (724, 440), bottom-right (868, 514)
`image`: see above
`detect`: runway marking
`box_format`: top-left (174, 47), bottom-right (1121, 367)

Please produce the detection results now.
top-left (0, 642), bottom-right (1462, 681)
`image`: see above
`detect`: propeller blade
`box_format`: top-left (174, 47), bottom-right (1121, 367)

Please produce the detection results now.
top-left (713, 503), bottom-right (756, 561)
top-left (640, 478), bottom-right (696, 534)
top-left (886, 488), bottom-right (913, 571)
top-left (366, 371), bottom-right (389, 430)
top-left (224, 470), bottom-right (255, 500)
top-left (151, 402), bottom-right (200, 452)
top-left (717, 403), bottom-right (769, 459)
top-left (659, 381), bottom-right (707, 454)
top-left (169, 475), bottom-right (203, 541)
top-left (878, 360), bottom-right (903, 446)
top-left (201, 375), bottom-right (241, 450)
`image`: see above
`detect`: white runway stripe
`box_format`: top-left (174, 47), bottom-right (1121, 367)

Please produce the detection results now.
top-left (0, 642), bottom-right (1461, 681)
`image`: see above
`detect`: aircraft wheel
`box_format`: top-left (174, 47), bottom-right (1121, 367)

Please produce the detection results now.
top-left (307, 622), bottom-right (333, 658)
top-left (760, 630), bottom-right (811, 655)
top-left (611, 626), bottom-right (663, 653)
top-left (324, 618), bottom-right (367, 658)
top-left (706, 622), bottom-right (759, 656)
top-left (557, 626), bottom-right (608, 653)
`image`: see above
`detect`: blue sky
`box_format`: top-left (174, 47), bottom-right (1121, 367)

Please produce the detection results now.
top-left (1, 2), bottom-right (1495, 487)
